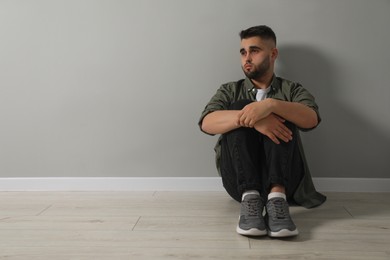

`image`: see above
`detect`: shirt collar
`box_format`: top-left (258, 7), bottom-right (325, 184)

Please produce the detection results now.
top-left (244, 74), bottom-right (280, 93)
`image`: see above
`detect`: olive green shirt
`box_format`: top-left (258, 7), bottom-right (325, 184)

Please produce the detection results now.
top-left (198, 76), bottom-right (326, 208)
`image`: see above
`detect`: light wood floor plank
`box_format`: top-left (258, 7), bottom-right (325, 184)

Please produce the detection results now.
top-left (134, 215), bottom-right (237, 232)
top-left (0, 230), bottom-right (250, 249)
top-left (0, 216), bottom-right (140, 230)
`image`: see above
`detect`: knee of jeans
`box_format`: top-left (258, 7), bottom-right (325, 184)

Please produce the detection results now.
top-left (228, 99), bottom-right (253, 110)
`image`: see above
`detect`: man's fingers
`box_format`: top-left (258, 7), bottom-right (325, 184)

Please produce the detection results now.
top-left (238, 114), bottom-right (254, 127)
top-left (278, 126), bottom-right (293, 141)
top-left (276, 130), bottom-right (290, 142)
top-left (268, 133), bottom-right (280, 144)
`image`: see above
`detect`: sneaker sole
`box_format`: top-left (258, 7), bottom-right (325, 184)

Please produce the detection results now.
top-left (268, 228), bottom-right (299, 238)
top-left (236, 226), bottom-right (267, 236)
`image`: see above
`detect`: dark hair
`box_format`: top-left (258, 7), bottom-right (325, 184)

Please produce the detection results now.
top-left (239, 25), bottom-right (277, 45)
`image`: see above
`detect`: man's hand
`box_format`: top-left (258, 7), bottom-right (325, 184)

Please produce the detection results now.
top-left (237, 100), bottom-right (272, 127)
top-left (253, 114), bottom-right (293, 144)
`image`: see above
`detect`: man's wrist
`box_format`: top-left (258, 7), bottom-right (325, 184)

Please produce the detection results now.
top-left (265, 98), bottom-right (276, 114)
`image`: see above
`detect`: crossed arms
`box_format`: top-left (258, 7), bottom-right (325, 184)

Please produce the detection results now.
top-left (201, 98), bottom-right (318, 144)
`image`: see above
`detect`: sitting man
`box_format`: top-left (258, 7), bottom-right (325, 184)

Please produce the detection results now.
top-left (199, 25), bottom-right (326, 237)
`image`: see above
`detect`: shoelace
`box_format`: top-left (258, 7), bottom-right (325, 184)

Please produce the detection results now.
top-left (269, 199), bottom-right (289, 219)
top-left (243, 198), bottom-right (260, 217)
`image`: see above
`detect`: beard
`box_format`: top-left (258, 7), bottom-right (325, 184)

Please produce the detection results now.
top-left (242, 58), bottom-right (270, 80)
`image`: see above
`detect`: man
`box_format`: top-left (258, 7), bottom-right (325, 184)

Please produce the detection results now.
top-left (198, 25), bottom-right (326, 238)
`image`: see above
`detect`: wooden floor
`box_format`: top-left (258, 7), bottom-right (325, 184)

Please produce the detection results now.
top-left (0, 191), bottom-right (389, 259)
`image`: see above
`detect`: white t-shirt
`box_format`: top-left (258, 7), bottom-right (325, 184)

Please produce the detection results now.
top-left (255, 87), bottom-right (271, 101)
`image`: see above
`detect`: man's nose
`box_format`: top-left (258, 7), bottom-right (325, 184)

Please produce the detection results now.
top-left (245, 53), bottom-right (252, 63)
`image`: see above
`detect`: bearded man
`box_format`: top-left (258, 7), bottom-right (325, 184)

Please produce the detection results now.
top-left (199, 25), bottom-right (326, 238)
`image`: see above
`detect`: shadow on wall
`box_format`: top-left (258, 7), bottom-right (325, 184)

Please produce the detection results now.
top-left (276, 45), bottom-right (389, 178)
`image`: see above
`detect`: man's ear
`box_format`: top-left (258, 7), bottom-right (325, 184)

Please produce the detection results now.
top-left (271, 48), bottom-right (279, 60)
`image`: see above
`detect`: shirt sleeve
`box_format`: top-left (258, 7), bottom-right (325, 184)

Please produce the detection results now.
top-left (290, 83), bottom-right (322, 131)
top-left (198, 84), bottom-right (233, 135)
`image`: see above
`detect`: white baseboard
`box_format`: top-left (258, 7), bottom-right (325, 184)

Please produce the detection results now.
top-left (0, 177), bottom-right (224, 192)
top-left (0, 177), bottom-right (389, 192)
top-left (313, 177), bottom-right (390, 192)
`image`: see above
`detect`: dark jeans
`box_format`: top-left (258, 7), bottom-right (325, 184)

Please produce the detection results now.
top-left (220, 100), bottom-right (304, 203)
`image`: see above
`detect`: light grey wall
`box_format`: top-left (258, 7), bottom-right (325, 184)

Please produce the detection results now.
top-left (0, 0), bottom-right (389, 178)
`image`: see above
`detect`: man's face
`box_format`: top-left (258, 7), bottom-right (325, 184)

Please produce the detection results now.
top-left (240, 36), bottom-right (277, 80)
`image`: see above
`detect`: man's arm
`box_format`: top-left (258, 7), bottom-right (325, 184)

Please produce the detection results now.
top-left (268, 99), bottom-right (318, 129)
top-left (201, 110), bottom-right (240, 135)
top-left (201, 98), bottom-right (317, 141)
top-left (202, 109), bottom-right (294, 143)
top-left (237, 98), bottom-right (318, 129)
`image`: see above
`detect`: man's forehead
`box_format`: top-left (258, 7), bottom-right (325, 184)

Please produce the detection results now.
top-left (240, 37), bottom-right (274, 48)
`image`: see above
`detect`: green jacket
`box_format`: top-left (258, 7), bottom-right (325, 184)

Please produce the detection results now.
top-left (198, 76), bottom-right (326, 208)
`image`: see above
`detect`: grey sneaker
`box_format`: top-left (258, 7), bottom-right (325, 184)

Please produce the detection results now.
top-left (265, 197), bottom-right (299, 237)
top-left (236, 194), bottom-right (267, 236)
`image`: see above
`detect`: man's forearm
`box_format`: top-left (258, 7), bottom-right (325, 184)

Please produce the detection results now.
top-left (201, 110), bottom-right (241, 135)
top-left (201, 99), bottom-right (318, 135)
top-left (268, 99), bottom-right (318, 129)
